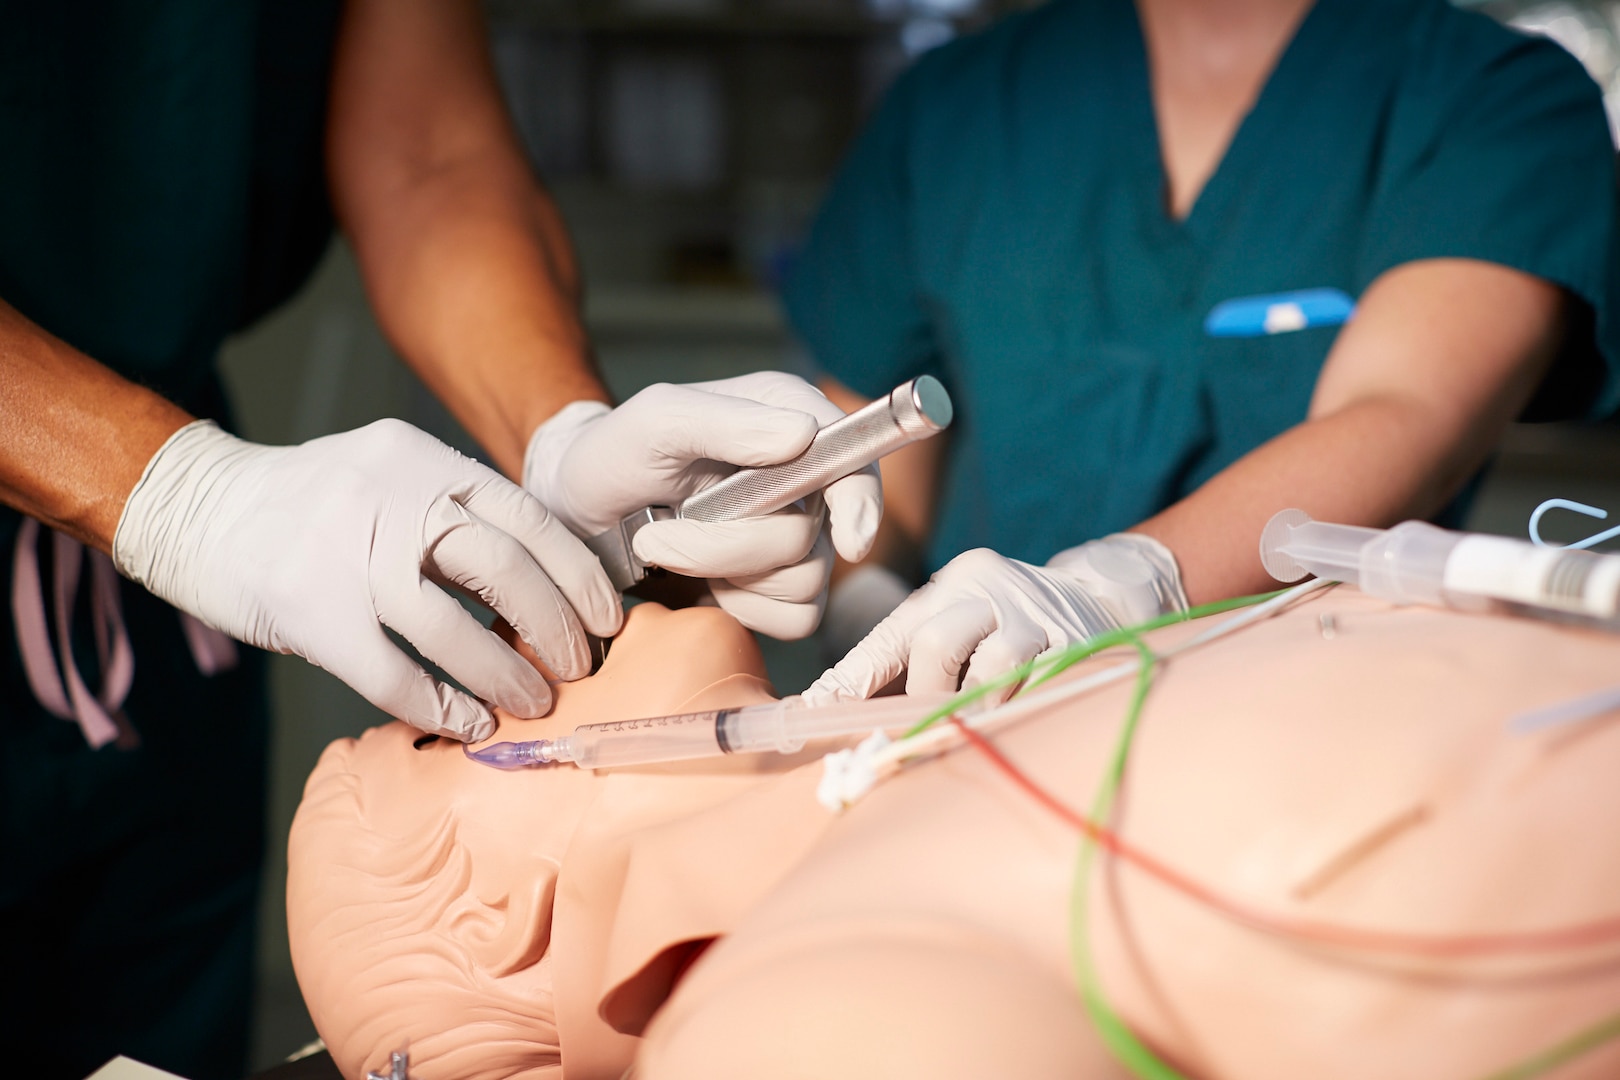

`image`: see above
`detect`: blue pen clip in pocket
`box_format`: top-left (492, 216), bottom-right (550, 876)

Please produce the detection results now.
top-left (1204, 288), bottom-right (1355, 337)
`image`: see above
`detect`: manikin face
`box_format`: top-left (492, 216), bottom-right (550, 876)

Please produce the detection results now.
top-left (288, 603), bottom-right (778, 1080)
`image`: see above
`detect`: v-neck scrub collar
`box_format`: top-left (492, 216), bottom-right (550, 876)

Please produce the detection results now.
top-left (785, 0), bottom-right (1620, 571)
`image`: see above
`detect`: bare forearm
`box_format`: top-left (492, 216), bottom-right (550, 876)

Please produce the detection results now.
top-left (0, 298), bottom-right (191, 551)
top-left (329, 0), bottom-right (609, 482)
top-left (1135, 397), bottom-right (1486, 603)
top-left (1139, 259), bottom-right (1564, 605)
top-left (346, 166), bottom-right (607, 478)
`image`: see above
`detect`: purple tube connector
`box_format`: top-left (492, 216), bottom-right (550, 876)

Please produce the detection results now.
top-left (462, 739), bottom-right (555, 770)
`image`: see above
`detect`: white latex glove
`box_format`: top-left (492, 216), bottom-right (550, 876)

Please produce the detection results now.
top-left (803, 534), bottom-right (1188, 705)
top-left (114, 419), bottom-right (622, 741)
top-left (523, 372), bottom-right (883, 640)
top-left (820, 563), bottom-right (915, 667)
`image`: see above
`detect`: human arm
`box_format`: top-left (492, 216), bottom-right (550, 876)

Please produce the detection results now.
top-left (326, 0), bottom-right (605, 479)
top-left (1135, 257), bottom-right (1564, 603)
top-left (808, 258), bottom-right (1566, 702)
top-left (326, 0), bottom-right (878, 637)
top-left (0, 297), bottom-right (616, 739)
top-left (0, 298), bottom-right (192, 552)
top-left (0, 5), bottom-right (629, 739)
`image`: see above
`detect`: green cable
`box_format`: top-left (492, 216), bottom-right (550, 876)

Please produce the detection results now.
top-left (895, 591), bottom-right (1288, 1078)
top-left (899, 589), bottom-right (1286, 742)
top-left (896, 587), bottom-right (1620, 1080)
top-left (1476, 1008), bottom-right (1620, 1080)
top-left (1049, 595), bottom-right (1620, 1080)
top-left (1068, 626), bottom-right (1193, 1079)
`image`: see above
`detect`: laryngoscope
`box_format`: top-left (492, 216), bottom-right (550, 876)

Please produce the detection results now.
top-left (585, 376), bottom-right (954, 592)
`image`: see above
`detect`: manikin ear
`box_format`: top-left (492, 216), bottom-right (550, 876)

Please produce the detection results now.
top-left (458, 865), bottom-right (558, 978)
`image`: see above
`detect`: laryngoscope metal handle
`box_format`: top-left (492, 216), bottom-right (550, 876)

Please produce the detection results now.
top-left (676, 375), bottom-right (953, 523)
top-left (586, 375), bottom-right (953, 591)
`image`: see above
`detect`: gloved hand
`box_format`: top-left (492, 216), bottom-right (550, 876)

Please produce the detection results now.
top-left (802, 534), bottom-right (1188, 705)
top-left (819, 563), bottom-right (915, 668)
top-left (523, 372), bottom-right (883, 640)
top-left (114, 419), bottom-right (622, 741)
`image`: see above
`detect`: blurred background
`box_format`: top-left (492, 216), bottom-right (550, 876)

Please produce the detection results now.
top-left (222, 0), bottom-right (1620, 1067)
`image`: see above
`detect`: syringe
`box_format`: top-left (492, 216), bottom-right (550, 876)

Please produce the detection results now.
top-left (1259, 509), bottom-right (1620, 623)
top-left (464, 693), bottom-right (954, 771)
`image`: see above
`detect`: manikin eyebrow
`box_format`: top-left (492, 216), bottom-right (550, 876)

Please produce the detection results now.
top-left (414, 734), bottom-right (440, 751)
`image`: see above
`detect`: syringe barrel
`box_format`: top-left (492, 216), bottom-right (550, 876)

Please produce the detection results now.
top-left (1358, 521), bottom-right (1461, 606)
top-left (723, 694), bottom-right (953, 752)
top-left (563, 710), bottom-right (731, 769)
top-left (716, 702), bottom-right (801, 755)
top-left (561, 695), bottom-right (955, 770)
top-left (1261, 511), bottom-right (1620, 620)
top-left (1259, 509), bottom-right (1382, 586)
top-left (1262, 510), bottom-right (1461, 602)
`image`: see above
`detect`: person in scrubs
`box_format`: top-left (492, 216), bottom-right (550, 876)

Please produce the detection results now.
top-left (796, 0), bottom-right (1620, 704)
top-left (0, 2), bottom-right (878, 1077)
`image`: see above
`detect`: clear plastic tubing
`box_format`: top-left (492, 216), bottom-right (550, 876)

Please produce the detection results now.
top-left (465, 693), bottom-right (954, 771)
top-left (1259, 508), bottom-right (1620, 621)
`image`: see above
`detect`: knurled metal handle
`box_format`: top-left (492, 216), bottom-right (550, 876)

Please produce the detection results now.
top-left (677, 375), bottom-right (953, 523)
top-left (584, 375), bottom-right (953, 593)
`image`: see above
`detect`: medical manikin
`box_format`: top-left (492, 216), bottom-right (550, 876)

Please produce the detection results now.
top-left (288, 597), bottom-right (1620, 1080)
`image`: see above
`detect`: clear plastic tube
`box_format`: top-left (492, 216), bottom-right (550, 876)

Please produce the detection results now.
top-left (465, 693), bottom-right (953, 771)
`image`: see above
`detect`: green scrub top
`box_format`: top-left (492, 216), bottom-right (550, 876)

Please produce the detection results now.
top-left (784, 0), bottom-right (1620, 573)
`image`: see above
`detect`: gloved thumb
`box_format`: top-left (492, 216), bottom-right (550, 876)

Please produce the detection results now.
top-left (801, 595), bottom-right (921, 705)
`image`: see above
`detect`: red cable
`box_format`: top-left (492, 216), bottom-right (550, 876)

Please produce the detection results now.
top-left (946, 717), bottom-right (1620, 958)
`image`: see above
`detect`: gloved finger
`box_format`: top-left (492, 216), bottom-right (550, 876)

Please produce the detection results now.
top-left (710, 580), bottom-right (825, 641)
top-left (904, 598), bottom-right (1000, 698)
top-left (632, 509), bottom-right (822, 579)
top-left (634, 383), bottom-right (819, 469)
top-left (821, 563), bottom-right (913, 667)
top-left (427, 513), bottom-right (593, 682)
top-left (960, 612), bottom-right (1050, 706)
top-left (800, 582), bottom-right (940, 703)
top-left (720, 527), bottom-right (834, 605)
top-left (685, 376), bottom-right (882, 561)
top-left (319, 622), bottom-right (498, 742)
top-left (821, 464), bottom-right (883, 563)
top-left (686, 371), bottom-right (846, 422)
top-left (461, 481), bottom-right (622, 638)
top-left (379, 578), bottom-right (557, 718)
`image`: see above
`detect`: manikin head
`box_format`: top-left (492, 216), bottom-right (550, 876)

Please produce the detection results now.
top-left (287, 603), bottom-right (776, 1080)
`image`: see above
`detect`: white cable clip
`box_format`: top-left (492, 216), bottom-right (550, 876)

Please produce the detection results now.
top-left (816, 731), bottom-right (893, 812)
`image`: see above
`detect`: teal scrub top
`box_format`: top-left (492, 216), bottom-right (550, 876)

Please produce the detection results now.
top-left (784, 0), bottom-right (1620, 574)
top-left (0, 0), bottom-right (340, 411)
